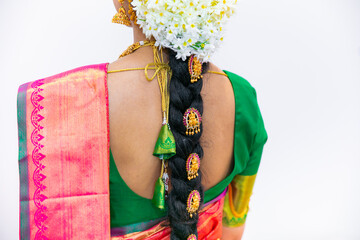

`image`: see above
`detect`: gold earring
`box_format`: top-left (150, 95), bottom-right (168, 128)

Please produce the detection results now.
top-left (112, 6), bottom-right (131, 26)
top-left (127, 0), bottom-right (137, 22)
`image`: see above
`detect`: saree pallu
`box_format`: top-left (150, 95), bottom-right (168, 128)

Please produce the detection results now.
top-left (17, 63), bottom-right (226, 240)
top-left (17, 64), bottom-right (110, 239)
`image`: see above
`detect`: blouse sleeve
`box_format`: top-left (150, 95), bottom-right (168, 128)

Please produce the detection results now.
top-left (241, 94), bottom-right (268, 176)
top-left (222, 84), bottom-right (268, 227)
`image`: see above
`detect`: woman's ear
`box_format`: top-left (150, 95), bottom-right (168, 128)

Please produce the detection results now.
top-left (113, 0), bottom-right (120, 10)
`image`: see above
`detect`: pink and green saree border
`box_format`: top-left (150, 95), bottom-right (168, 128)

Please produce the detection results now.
top-left (17, 80), bottom-right (32, 238)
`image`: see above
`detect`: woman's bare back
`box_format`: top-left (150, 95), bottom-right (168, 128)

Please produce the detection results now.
top-left (107, 47), bottom-right (235, 199)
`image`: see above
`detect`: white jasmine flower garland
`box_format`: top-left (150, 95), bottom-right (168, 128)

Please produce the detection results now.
top-left (132, 0), bottom-right (238, 62)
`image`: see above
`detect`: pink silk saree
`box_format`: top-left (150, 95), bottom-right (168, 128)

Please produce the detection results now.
top-left (17, 63), bottom-right (225, 240)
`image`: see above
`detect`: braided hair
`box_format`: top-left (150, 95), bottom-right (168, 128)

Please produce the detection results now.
top-left (167, 49), bottom-right (209, 240)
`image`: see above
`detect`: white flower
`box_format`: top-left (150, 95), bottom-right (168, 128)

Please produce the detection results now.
top-left (131, 0), bottom-right (238, 62)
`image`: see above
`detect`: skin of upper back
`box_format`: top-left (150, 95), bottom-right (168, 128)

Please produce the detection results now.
top-left (107, 47), bottom-right (235, 200)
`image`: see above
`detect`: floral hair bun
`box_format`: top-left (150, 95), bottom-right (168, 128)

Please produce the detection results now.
top-left (131, 0), bottom-right (238, 62)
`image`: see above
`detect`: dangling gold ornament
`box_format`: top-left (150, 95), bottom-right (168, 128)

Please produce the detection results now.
top-left (187, 234), bottom-right (197, 240)
top-left (112, 5), bottom-right (131, 26)
top-left (186, 153), bottom-right (200, 180)
top-left (186, 190), bottom-right (201, 218)
top-left (183, 107), bottom-right (202, 135)
top-left (188, 55), bottom-right (203, 83)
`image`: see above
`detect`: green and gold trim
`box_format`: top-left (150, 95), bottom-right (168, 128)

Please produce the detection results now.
top-left (222, 174), bottom-right (257, 227)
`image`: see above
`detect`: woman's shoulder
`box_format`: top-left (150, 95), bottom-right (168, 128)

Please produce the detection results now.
top-left (223, 70), bottom-right (255, 92)
top-left (207, 63), bottom-right (261, 109)
top-left (207, 62), bottom-right (257, 93)
top-left (208, 63), bottom-right (268, 163)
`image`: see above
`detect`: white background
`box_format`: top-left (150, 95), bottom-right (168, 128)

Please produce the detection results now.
top-left (1, 0), bottom-right (359, 239)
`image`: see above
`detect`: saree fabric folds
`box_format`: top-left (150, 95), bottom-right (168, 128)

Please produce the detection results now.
top-left (17, 63), bottom-right (268, 239)
top-left (111, 196), bottom-right (225, 240)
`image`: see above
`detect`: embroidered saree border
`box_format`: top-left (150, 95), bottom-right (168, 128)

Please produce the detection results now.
top-left (30, 79), bottom-right (47, 239)
top-left (17, 79), bottom-right (48, 239)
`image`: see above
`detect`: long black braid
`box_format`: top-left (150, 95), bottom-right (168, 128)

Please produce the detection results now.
top-left (167, 49), bottom-right (209, 240)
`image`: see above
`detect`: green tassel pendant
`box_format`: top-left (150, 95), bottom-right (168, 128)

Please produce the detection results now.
top-left (152, 176), bottom-right (166, 210)
top-left (153, 123), bottom-right (176, 160)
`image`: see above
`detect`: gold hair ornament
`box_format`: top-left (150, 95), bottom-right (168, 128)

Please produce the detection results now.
top-left (188, 55), bottom-right (203, 83)
top-left (187, 190), bottom-right (201, 218)
top-left (183, 107), bottom-right (202, 135)
top-left (186, 153), bottom-right (200, 180)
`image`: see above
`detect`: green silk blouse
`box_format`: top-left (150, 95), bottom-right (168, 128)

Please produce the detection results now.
top-left (109, 70), bottom-right (268, 228)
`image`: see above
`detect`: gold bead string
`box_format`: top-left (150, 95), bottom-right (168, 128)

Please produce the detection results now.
top-left (116, 40), bottom-right (172, 123)
top-left (150, 46), bottom-right (172, 123)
